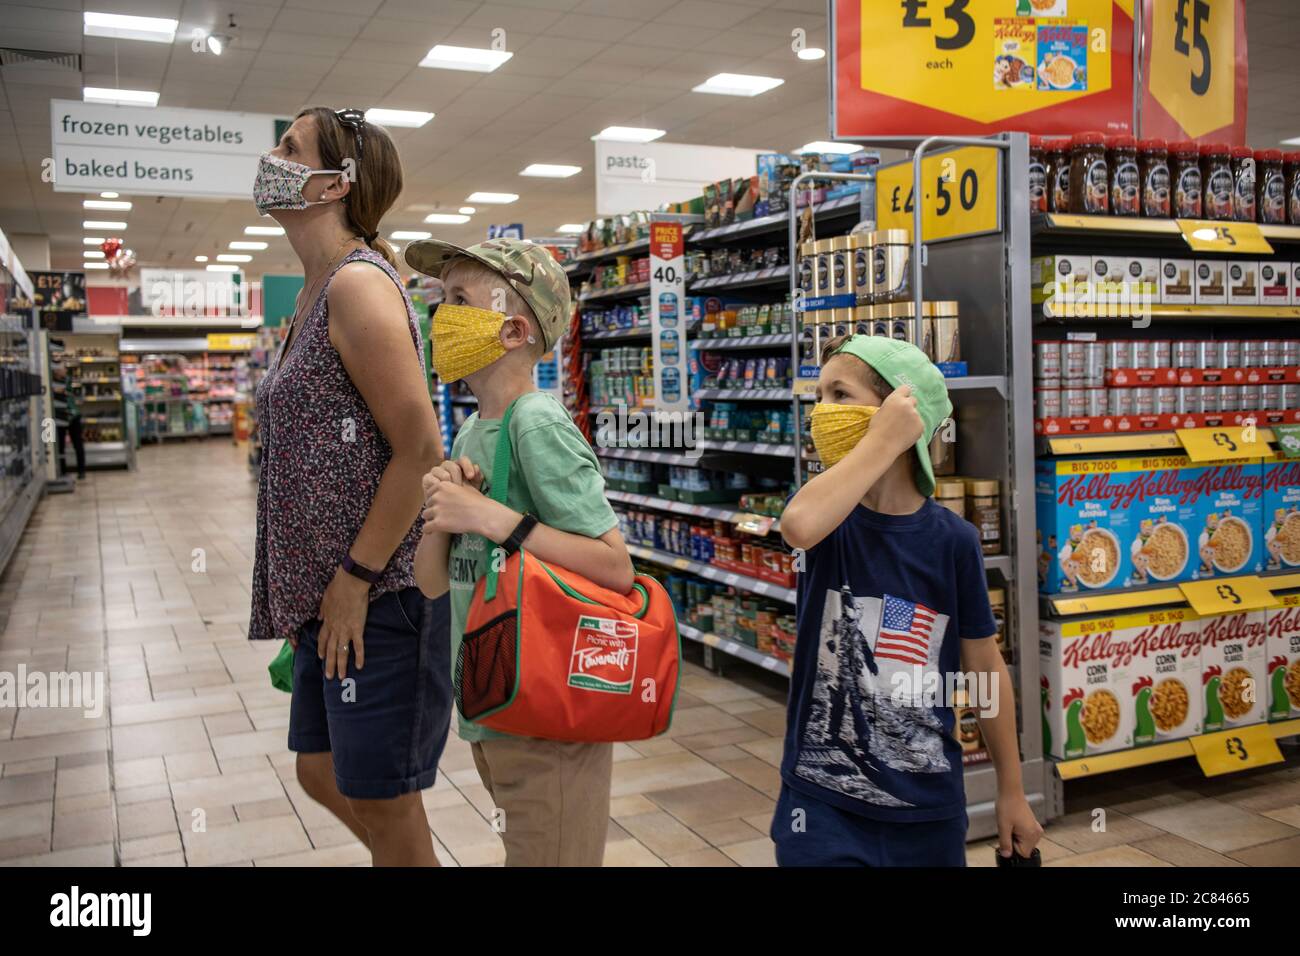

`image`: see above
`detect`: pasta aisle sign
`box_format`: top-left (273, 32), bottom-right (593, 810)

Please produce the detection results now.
top-left (830, 0), bottom-right (1138, 138)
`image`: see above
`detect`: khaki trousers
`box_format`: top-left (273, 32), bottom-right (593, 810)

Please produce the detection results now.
top-left (471, 737), bottom-right (613, 867)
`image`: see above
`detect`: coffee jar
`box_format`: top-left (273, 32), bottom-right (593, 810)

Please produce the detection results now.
top-left (1138, 138), bottom-right (1170, 217)
top-left (1285, 151), bottom-right (1300, 224)
top-left (1047, 137), bottom-right (1071, 213)
top-left (1171, 140), bottom-right (1202, 218)
top-left (871, 229), bottom-right (911, 304)
top-left (1257, 149), bottom-right (1286, 225)
top-left (1231, 145), bottom-right (1256, 222)
top-left (1109, 135), bottom-right (1140, 216)
top-left (1068, 131), bottom-right (1109, 214)
top-left (1029, 135), bottom-right (1048, 214)
top-left (1201, 142), bottom-right (1233, 220)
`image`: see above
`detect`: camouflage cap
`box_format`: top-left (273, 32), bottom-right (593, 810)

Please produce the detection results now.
top-left (405, 237), bottom-right (571, 351)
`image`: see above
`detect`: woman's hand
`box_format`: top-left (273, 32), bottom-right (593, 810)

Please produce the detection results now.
top-left (317, 567), bottom-right (370, 680)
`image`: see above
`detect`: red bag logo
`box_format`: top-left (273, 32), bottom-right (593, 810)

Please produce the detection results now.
top-left (569, 616), bottom-right (638, 694)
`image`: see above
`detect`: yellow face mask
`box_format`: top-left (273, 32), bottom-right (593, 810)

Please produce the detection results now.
top-left (809, 402), bottom-right (878, 468)
top-left (432, 304), bottom-right (508, 382)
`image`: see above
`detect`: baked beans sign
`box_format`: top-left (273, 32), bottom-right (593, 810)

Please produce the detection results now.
top-left (830, 0), bottom-right (1138, 137)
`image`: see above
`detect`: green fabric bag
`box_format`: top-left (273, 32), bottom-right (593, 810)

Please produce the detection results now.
top-left (268, 640), bottom-right (294, 693)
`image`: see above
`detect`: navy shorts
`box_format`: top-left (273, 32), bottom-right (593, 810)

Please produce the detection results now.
top-left (288, 588), bottom-right (452, 800)
top-left (771, 784), bottom-right (968, 866)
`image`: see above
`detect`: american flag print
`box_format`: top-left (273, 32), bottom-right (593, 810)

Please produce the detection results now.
top-left (876, 595), bottom-right (940, 667)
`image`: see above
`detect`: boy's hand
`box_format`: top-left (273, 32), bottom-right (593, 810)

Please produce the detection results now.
top-left (995, 790), bottom-right (1044, 860)
top-left (866, 384), bottom-right (925, 457)
top-left (422, 457), bottom-right (483, 496)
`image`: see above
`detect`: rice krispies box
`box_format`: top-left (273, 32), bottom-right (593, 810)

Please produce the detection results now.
top-left (1263, 453), bottom-right (1300, 571)
top-left (1193, 459), bottom-right (1265, 579)
top-left (1036, 455), bottom-right (1240, 594)
top-left (1040, 608), bottom-right (1201, 759)
top-left (1198, 609), bottom-right (1268, 732)
top-left (1267, 595), bottom-right (1300, 721)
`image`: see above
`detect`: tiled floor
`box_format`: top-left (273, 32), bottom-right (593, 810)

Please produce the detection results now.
top-left (0, 440), bottom-right (1297, 866)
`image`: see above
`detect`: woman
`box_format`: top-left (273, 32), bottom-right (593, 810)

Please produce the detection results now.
top-left (248, 106), bottom-right (448, 866)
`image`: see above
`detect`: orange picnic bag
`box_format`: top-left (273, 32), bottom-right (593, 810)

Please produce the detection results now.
top-left (455, 397), bottom-right (681, 742)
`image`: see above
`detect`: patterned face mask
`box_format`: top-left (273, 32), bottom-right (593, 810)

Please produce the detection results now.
top-left (432, 304), bottom-right (512, 382)
top-left (253, 152), bottom-right (343, 214)
top-left (809, 402), bottom-right (878, 468)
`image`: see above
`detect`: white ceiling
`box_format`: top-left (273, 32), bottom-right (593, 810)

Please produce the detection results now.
top-left (0, 0), bottom-right (1297, 278)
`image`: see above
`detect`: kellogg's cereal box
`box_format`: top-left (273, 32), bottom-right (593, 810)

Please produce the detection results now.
top-left (1262, 452), bottom-right (1300, 572)
top-left (1193, 459), bottom-right (1265, 579)
top-left (1036, 21), bottom-right (1087, 92)
top-left (1267, 595), bottom-right (1300, 721)
top-left (1127, 608), bottom-right (1203, 744)
top-left (993, 19), bottom-right (1037, 90)
top-left (1040, 615), bottom-right (1141, 758)
top-left (1198, 609), bottom-right (1268, 731)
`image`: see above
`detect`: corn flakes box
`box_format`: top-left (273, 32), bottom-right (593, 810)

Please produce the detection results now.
top-left (1126, 608), bottom-right (1203, 744)
top-left (1267, 595), bottom-right (1300, 721)
top-left (1198, 609), bottom-right (1268, 732)
top-left (1193, 459), bottom-right (1265, 579)
top-left (1262, 452), bottom-right (1300, 572)
top-left (1039, 614), bottom-right (1145, 759)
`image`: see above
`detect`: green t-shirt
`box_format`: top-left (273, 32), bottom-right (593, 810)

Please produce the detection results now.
top-left (448, 390), bottom-right (618, 742)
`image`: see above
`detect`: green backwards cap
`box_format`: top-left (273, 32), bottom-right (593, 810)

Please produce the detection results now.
top-left (831, 334), bottom-right (953, 497)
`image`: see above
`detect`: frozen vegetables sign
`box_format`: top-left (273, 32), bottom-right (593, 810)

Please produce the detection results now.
top-left (831, 0), bottom-right (1137, 137)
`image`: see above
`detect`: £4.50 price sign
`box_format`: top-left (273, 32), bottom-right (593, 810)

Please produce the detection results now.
top-left (832, 0), bottom-right (1136, 138)
top-left (1141, 0), bottom-right (1247, 143)
top-left (876, 146), bottom-right (1000, 243)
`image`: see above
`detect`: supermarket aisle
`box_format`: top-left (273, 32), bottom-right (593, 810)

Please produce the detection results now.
top-left (0, 441), bottom-right (1295, 866)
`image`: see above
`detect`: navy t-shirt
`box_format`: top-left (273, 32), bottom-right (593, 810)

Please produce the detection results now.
top-left (779, 498), bottom-right (997, 823)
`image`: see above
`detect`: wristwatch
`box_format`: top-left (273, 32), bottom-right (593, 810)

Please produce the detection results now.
top-left (341, 553), bottom-right (381, 584)
top-left (500, 513), bottom-right (539, 557)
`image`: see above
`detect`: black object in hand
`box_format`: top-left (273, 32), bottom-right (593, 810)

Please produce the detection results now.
top-left (995, 845), bottom-right (1041, 867)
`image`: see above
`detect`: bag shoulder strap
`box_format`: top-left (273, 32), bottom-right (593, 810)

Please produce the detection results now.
top-left (483, 395), bottom-right (523, 600)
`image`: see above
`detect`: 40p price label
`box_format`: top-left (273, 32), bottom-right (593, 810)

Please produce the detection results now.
top-left (876, 146), bottom-right (1000, 243)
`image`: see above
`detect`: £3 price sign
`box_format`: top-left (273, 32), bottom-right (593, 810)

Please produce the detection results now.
top-left (876, 146), bottom-right (1000, 243)
top-left (1140, 0), bottom-right (1248, 143)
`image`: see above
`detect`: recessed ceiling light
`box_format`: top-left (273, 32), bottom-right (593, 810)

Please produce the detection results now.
top-left (84, 220), bottom-right (126, 230)
top-left (691, 73), bottom-right (784, 97)
top-left (83, 87), bottom-right (159, 107)
top-left (458, 206), bottom-right (476, 215)
top-left (419, 44), bottom-right (513, 73)
top-left (217, 254), bottom-right (252, 263)
top-left (799, 141), bottom-right (863, 155)
top-left (195, 256), bottom-right (209, 262)
top-left (83, 237), bottom-right (105, 246)
top-left (465, 192), bottom-right (518, 204)
top-left (83, 250), bottom-right (106, 259)
top-left (424, 213), bottom-right (471, 224)
top-left (83, 11), bottom-right (177, 43)
top-left (84, 262), bottom-right (109, 270)
top-left (206, 264), bottom-right (239, 272)
top-left (99, 191), bottom-right (119, 199)
top-left (556, 224), bottom-right (586, 234)
top-left (365, 108), bottom-right (435, 128)
top-left (244, 225), bottom-right (284, 236)
top-left (797, 47), bottom-right (826, 61)
top-left (228, 241), bottom-right (268, 250)
top-left (592, 126), bottom-right (665, 143)
top-left (83, 199), bottom-right (132, 211)
top-left (520, 164), bottom-right (582, 178)
top-left (391, 230), bottom-right (432, 240)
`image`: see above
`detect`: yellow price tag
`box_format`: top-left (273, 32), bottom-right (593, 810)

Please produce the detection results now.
top-left (1175, 426), bottom-right (1268, 462)
top-left (734, 513), bottom-right (775, 537)
top-left (1178, 576), bottom-right (1277, 616)
top-left (1177, 219), bottom-right (1273, 254)
top-left (207, 333), bottom-right (256, 351)
top-left (1190, 725), bottom-right (1284, 777)
top-left (1147, 0), bottom-right (1240, 140)
top-left (876, 146), bottom-right (1000, 243)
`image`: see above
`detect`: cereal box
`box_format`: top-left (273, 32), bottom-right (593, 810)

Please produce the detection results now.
top-left (1036, 21), bottom-right (1087, 92)
top-left (1262, 452), bottom-right (1300, 572)
top-left (1160, 258), bottom-right (1194, 304)
top-left (993, 19), bottom-right (1037, 90)
top-left (1198, 609), bottom-right (1268, 731)
top-left (1193, 459), bottom-right (1265, 579)
top-left (1266, 594), bottom-right (1300, 721)
top-left (1137, 609), bottom-right (1203, 743)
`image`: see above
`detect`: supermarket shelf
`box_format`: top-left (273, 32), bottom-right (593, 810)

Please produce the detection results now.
top-left (1043, 571), bottom-right (1300, 619)
top-left (677, 622), bottom-right (791, 677)
top-left (580, 327), bottom-right (651, 343)
top-left (1053, 719), bottom-right (1300, 780)
top-left (1037, 303), bottom-right (1300, 322)
top-left (608, 488), bottom-right (781, 531)
top-left (627, 543), bottom-right (795, 603)
top-left (695, 439), bottom-right (796, 458)
top-left (687, 264), bottom-right (789, 293)
top-left (693, 387), bottom-right (791, 402)
top-left (946, 375), bottom-right (1008, 397)
top-left (1032, 213), bottom-right (1300, 245)
top-left (596, 446), bottom-right (700, 466)
top-left (1039, 427), bottom-right (1278, 457)
top-left (689, 193), bottom-right (863, 243)
top-left (983, 553), bottom-right (1014, 578)
top-left (577, 281), bottom-right (649, 304)
top-left (692, 333), bottom-right (791, 350)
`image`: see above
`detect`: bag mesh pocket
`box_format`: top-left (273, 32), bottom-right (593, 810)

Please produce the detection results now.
top-left (455, 610), bottom-right (518, 720)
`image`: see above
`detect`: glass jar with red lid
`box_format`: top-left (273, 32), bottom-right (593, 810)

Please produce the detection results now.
top-left (1068, 131), bottom-right (1109, 214)
top-left (1138, 138), bottom-right (1169, 217)
top-left (1285, 151), bottom-right (1300, 224)
top-left (1231, 146), bottom-right (1256, 221)
top-left (1108, 135), bottom-right (1139, 216)
top-left (1256, 149), bottom-right (1285, 224)
top-left (1028, 135), bottom-right (1048, 214)
top-left (1046, 137), bottom-right (1071, 213)
top-left (1170, 140), bottom-right (1202, 217)
top-left (1200, 142), bottom-right (1233, 220)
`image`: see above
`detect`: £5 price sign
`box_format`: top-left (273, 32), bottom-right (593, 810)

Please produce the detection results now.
top-left (1140, 0), bottom-right (1248, 144)
top-left (831, 0), bottom-right (1137, 138)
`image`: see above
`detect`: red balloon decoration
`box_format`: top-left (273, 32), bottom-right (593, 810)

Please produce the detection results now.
top-left (100, 237), bottom-right (123, 259)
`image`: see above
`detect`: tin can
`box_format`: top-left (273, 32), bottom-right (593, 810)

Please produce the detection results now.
top-left (1241, 383), bottom-right (1262, 410)
top-left (1220, 386), bottom-right (1241, 413)
top-left (870, 229), bottom-right (911, 304)
top-left (1282, 384), bottom-right (1299, 409)
top-left (1261, 340), bottom-right (1283, 367)
top-left (1218, 339), bottom-right (1242, 369)
top-left (1108, 388), bottom-right (1134, 416)
top-left (1151, 341), bottom-right (1172, 368)
top-left (1130, 340), bottom-right (1153, 368)
top-left (1155, 385), bottom-right (1178, 414)
top-left (1083, 343), bottom-right (1106, 386)
top-left (1262, 384), bottom-right (1283, 410)
top-left (1200, 385), bottom-right (1222, 414)
top-left (1035, 388), bottom-right (1062, 419)
top-left (1062, 387), bottom-right (1088, 418)
top-left (1176, 387), bottom-right (1202, 414)
top-left (1195, 340), bottom-right (1218, 367)
top-left (1173, 341), bottom-right (1199, 368)
top-left (1085, 388), bottom-right (1107, 417)
top-left (1133, 386), bottom-right (1156, 415)
top-left (1242, 340), bottom-right (1265, 368)
top-left (1281, 340), bottom-right (1300, 365)
top-left (1035, 341), bottom-right (1062, 380)
top-left (1063, 342), bottom-right (1087, 382)
top-left (1105, 341), bottom-right (1131, 369)
top-left (930, 302), bottom-right (960, 364)
top-left (853, 306), bottom-right (873, 338)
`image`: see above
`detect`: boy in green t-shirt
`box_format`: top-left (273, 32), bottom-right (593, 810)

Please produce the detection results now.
top-left (408, 237), bottom-right (633, 867)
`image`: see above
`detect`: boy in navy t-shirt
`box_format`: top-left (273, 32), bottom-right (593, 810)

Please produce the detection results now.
top-left (773, 334), bottom-right (1042, 866)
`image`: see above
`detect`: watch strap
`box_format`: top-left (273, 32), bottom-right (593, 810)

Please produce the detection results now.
top-left (501, 513), bottom-right (538, 557)
top-left (341, 553), bottom-right (381, 584)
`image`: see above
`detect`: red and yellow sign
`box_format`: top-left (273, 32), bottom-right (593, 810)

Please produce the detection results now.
top-left (832, 0), bottom-right (1136, 138)
top-left (1140, 0), bottom-right (1247, 144)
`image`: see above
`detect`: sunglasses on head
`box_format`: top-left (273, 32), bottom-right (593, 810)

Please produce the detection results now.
top-left (333, 108), bottom-right (366, 165)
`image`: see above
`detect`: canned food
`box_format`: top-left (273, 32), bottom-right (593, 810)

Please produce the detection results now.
top-left (1085, 388), bottom-right (1107, 417)
top-left (1176, 387), bottom-right (1202, 414)
top-left (1219, 340), bottom-right (1242, 369)
top-left (1083, 343), bottom-right (1106, 387)
top-left (1155, 385), bottom-right (1178, 414)
top-left (1151, 341), bottom-right (1172, 367)
top-left (1262, 384), bottom-right (1283, 410)
top-left (1195, 340), bottom-right (1218, 367)
top-left (1063, 342), bottom-right (1087, 382)
top-left (1036, 388), bottom-right (1062, 419)
top-left (1173, 341), bottom-right (1198, 368)
top-left (1282, 384), bottom-right (1299, 410)
top-left (1241, 384), bottom-right (1262, 410)
top-left (1133, 386), bottom-right (1156, 415)
top-left (1062, 387), bottom-right (1088, 418)
top-left (1261, 340), bottom-right (1283, 367)
top-left (1108, 388), bottom-right (1134, 417)
top-left (1242, 340), bottom-right (1265, 368)
top-left (1282, 341), bottom-right (1300, 365)
top-left (1105, 341), bottom-right (1132, 369)
top-left (1130, 340), bottom-right (1153, 368)
top-left (1199, 385), bottom-right (1222, 414)
top-left (1035, 341), bottom-right (1062, 380)
top-left (1220, 385), bottom-right (1241, 413)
